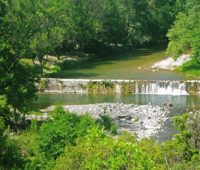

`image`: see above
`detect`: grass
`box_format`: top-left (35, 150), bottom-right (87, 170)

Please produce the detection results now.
top-left (20, 52), bottom-right (91, 76)
top-left (179, 60), bottom-right (200, 78)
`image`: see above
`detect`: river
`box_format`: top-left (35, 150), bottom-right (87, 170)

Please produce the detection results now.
top-left (35, 46), bottom-right (198, 140)
top-left (55, 46), bottom-right (186, 80)
top-left (37, 46), bottom-right (197, 109)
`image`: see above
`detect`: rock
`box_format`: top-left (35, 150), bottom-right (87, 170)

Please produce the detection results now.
top-left (164, 102), bottom-right (174, 107)
top-left (151, 54), bottom-right (191, 70)
top-left (40, 103), bottom-right (172, 140)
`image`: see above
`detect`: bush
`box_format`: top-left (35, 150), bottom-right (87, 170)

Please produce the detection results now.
top-left (100, 114), bottom-right (112, 130)
top-left (13, 108), bottom-right (200, 169)
top-left (111, 123), bottom-right (117, 135)
top-left (34, 105), bottom-right (96, 169)
top-left (0, 117), bottom-right (25, 169)
top-left (55, 126), bottom-right (154, 169)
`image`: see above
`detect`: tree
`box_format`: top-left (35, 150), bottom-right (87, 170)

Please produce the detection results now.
top-left (0, 43), bottom-right (38, 122)
top-left (55, 126), bottom-right (154, 169)
top-left (31, 106), bottom-right (95, 169)
top-left (167, 10), bottom-right (200, 60)
top-left (3, 0), bottom-right (66, 75)
top-left (0, 1), bottom-right (40, 121)
top-left (0, 117), bottom-right (25, 169)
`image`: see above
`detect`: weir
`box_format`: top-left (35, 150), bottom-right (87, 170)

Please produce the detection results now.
top-left (38, 78), bottom-right (200, 95)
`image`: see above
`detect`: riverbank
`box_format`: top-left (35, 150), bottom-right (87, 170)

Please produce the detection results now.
top-left (40, 103), bottom-right (175, 140)
top-left (179, 60), bottom-right (200, 79)
top-left (48, 46), bottom-right (186, 80)
top-left (151, 54), bottom-right (200, 79)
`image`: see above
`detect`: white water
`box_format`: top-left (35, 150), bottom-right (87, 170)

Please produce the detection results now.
top-left (135, 82), bottom-right (139, 94)
top-left (115, 84), bottom-right (121, 94)
top-left (134, 81), bottom-right (189, 95)
top-left (152, 54), bottom-right (191, 70)
top-left (40, 78), bottom-right (200, 95)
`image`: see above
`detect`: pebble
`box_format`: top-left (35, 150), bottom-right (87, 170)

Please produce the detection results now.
top-left (40, 103), bottom-right (172, 139)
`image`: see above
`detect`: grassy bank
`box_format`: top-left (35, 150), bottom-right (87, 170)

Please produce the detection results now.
top-left (179, 60), bottom-right (200, 79)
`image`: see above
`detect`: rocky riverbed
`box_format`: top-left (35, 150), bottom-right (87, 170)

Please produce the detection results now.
top-left (39, 103), bottom-right (175, 140)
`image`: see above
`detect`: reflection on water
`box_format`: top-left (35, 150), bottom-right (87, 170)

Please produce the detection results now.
top-left (55, 47), bottom-right (186, 80)
top-left (36, 93), bottom-right (200, 110)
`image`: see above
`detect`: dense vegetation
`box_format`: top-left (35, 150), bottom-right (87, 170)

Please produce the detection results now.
top-left (1, 0), bottom-right (199, 78)
top-left (166, 0), bottom-right (200, 76)
top-left (0, 0), bottom-right (200, 169)
top-left (1, 0), bottom-right (199, 119)
top-left (0, 106), bottom-right (199, 169)
top-left (0, 0), bottom-right (193, 73)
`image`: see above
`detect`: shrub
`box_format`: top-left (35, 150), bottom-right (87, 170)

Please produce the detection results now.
top-left (34, 105), bottom-right (95, 169)
top-left (55, 126), bottom-right (154, 169)
top-left (0, 117), bottom-right (25, 169)
top-left (100, 114), bottom-right (112, 130)
top-left (111, 123), bottom-right (117, 135)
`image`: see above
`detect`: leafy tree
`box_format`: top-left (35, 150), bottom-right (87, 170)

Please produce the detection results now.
top-left (31, 106), bottom-right (96, 169)
top-left (0, 0), bottom-right (69, 121)
top-left (161, 114), bottom-right (200, 169)
top-left (167, 12), bottom-right (193, 58)
top-left (55, 126), bottom-right (154, 169)
top-left (0, 44), bottom-right (38, 122)
top-left (14, 110), bottom-right (200, 169)
top-left (167, 0), bottom-right (200, 61)
top-left (3, 0), bottom-right (66, 74)
top-left (0, 117), bottom-right (25, 169)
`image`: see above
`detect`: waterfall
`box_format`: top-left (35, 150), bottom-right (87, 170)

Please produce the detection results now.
top-left (39, 78), bottom-right (200, 95)
top-left (115, 84), bottom-right (121, 94)
top-left (135, 81), bottom-right (139, 94)
top-left (134, 81), bottom-right (189, 95)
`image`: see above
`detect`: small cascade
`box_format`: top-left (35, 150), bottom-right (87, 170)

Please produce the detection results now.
top-left (134, 81), bottom-right (189, 95)
top-left (115, 84), bottom-right (121, 94)
top-left (39, 78), bottom-right (200, 95)
top-left (135, 81), bottom-right (139, 94)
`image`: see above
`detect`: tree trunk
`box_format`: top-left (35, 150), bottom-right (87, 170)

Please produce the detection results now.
top-left (32, 58), bottom-right (35, 65)
top-left (38, 56), bottom-right (44, 75)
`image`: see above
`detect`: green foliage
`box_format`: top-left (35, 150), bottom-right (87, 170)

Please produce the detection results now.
top-left (33, 105), bottom-right (95, 169)
top-left (135, 117), bottom-right (140, 122)
top-left (167, 12), bottom-right (192, 58)
top-left (100, 114), bottom-right (112, 131)
top-left (182, 113), bottom-right (200, 153)
top-left (1, 0), bottom-right (66, 75)
top-left (166, 0), bottom-right (200, 75)
top-left (138, 138), bottom-right (166, 169)
top-left (111, 123), bottom-right (118, 135)
top-left (7, 109), bottom-right (199, 169)
top-left (0, 44), bottom-right (38, 122)
top-left (160, 114), bottom-right (200, 169)
top-left (55, 126), bottom-right (154, 169)
top-left (179, 59), bottom-right (200, 77)
top-left (54, 112), bottom-right (200, 169)
top-left (17, 120), bottom-right (39, 168)
top-left (0, 117), bottom-right (25, 169)
top-left (1, 0), bottom-right (184, 64)
top-left (167, 1), bottom-right (200, 61)
top-left (1, 1), bottom-right (200, 169)
top-left (99, 113), bottom-right (118, 135)
top-left (1, 0), bottom-right (193, 81)
top-left (38, 79), bottom-right (49, 91)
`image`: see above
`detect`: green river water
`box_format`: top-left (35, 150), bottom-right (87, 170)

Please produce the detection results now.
top-left (56, 46), bottom-right (186, 80)
top-left (36, 93), bottom-right (200, 110)
top-left (36, 46), bottom-right (199, 110)
top-left (36, 47), bottom-right (199, 140)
